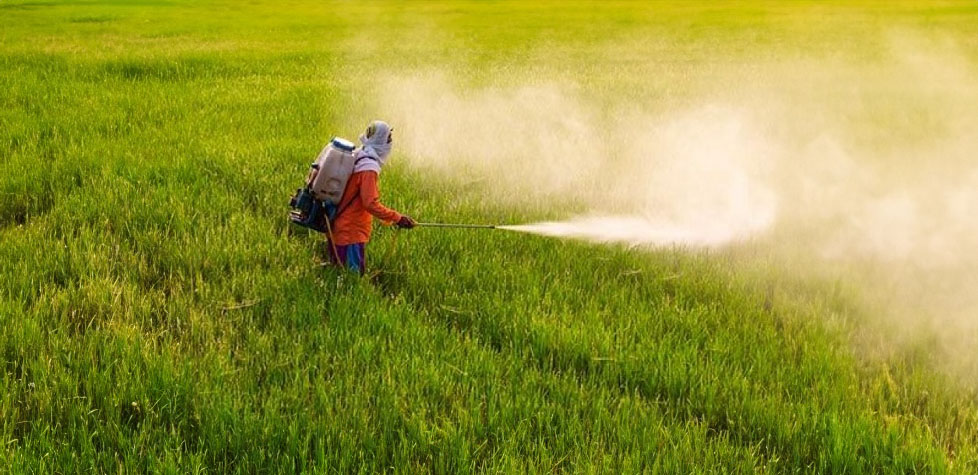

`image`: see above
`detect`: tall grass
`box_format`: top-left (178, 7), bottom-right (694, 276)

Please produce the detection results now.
top-left (2, 0), bottom-right (977, 472)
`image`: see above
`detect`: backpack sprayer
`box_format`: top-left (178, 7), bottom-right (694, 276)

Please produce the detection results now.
top-left (289, 137), bottom-right (358, 233)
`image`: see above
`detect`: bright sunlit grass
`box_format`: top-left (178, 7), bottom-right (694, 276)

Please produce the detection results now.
top-left (2, 0), bottom-right (977, 472)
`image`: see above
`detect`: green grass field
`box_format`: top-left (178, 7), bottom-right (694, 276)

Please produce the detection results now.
top-left (3, 0), bottom-right (978, 472)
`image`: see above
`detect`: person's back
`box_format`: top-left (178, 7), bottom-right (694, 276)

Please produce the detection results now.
top-left (327, 120), bottom-right (415, 274)
top-left (332, 170), bottom-right (401, 245)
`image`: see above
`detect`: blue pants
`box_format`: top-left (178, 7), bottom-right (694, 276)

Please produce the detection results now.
top-left (327, 241), bottom-right (366, 275)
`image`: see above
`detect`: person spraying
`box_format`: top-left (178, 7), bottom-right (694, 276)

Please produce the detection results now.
top-left (290, 121), bottom-right (494, 273)
top-left (325, 120), bottom-right (416, 274)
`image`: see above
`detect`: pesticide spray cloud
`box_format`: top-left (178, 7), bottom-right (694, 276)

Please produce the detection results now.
top-left (377, 33), bottom-right (978, 380)
top-left (385, 76), bottom-right (778, 248)
top-left (380, 41), bottom-right (978, 261)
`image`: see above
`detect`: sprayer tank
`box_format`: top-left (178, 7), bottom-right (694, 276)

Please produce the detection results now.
top-left (309, 137), bottom-right (356, 205)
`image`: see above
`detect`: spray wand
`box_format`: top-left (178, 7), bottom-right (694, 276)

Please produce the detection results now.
top-left (415, 222), bottom-right (499, 229)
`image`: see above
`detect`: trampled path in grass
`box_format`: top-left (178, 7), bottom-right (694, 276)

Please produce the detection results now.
top-left (2, 0), bottom-right (977, 472)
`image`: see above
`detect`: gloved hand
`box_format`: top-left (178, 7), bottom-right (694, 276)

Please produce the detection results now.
top-left (396, 215), bottom-right (417, 229)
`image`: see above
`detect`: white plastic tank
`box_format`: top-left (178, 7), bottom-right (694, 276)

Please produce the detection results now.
top-left (309, 137), bottom-right (357, 205)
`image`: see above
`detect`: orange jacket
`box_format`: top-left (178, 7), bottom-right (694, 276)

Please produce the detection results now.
top-left (331, 171), bottom-right (401, 245)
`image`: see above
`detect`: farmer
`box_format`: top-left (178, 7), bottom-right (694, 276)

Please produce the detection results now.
top-left (327, 120), bottom-right (416, 274)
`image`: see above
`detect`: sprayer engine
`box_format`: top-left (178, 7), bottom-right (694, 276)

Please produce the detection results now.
top-left (288, 137), bottom-right (357, 233)
top-left (288, 187), bottom-right (329, 233)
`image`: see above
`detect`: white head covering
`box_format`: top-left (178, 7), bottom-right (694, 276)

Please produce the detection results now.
top-left (353, 120), bottom-right (392, 174)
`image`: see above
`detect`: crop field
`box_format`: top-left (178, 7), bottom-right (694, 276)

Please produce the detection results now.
top-left (3, 0), bottom-right (978, 472)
